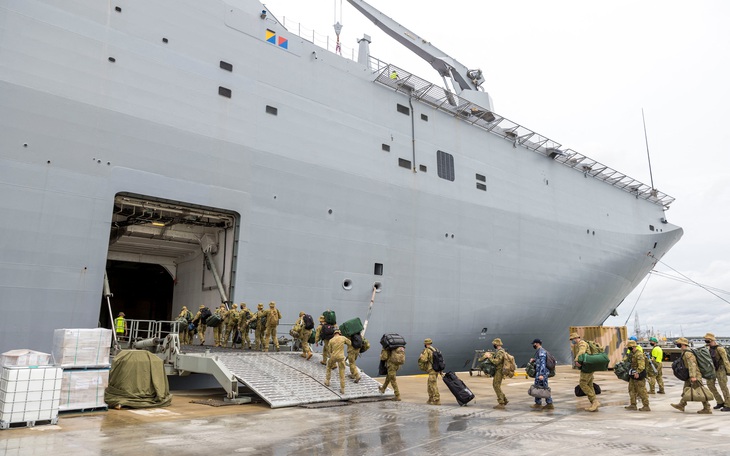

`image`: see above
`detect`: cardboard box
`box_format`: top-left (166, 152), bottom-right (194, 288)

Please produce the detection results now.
top-left (52, 329), bottom-right (112, 368)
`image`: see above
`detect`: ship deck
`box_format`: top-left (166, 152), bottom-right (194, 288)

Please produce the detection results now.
top-left (2, 365), bottom-right (728, 455)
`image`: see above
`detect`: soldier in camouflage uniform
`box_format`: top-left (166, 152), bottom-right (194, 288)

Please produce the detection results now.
top-left (480, 338), bottom-right (508, 409)
top-left (295, 312), bottom-right (313, 360)
top-left (192, 305), bottom-right (208, 346)
top-left (223, 303), bottom-right (240, 348)
top-left (263, 301), bottom-right (282, 352)
top-left (249, 303), bottom-right (266, 351)
top-left (315, 316), bottom-right (330, 366)
top-left (325, 329), bottom-right (353, 394)
top-left (671, 337), bottom-right (712, 414)
top-left (647, 337), bottom-right (665, 394)
top-left (571, 332), bottom-right (600, 412)
top-left (704, 332), bottom-right (730, 411)
top-left (346, 334), bottom-right (361, 382)
top-left (238, 303), bottom-right (252, 349)
top-left (419, 338), bottom-right (441, 405)
top-left (624, 340), bottom-right (650, 411)
top-left (177, 306), bottom-right (193, 345)
top-left (212, 304), bottom-right (227, 347)
top-left (378, 346), bottom-right (402, 401)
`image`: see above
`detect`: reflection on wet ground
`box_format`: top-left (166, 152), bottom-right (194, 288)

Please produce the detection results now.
top-left (2, 367), bottom-right (730, 455)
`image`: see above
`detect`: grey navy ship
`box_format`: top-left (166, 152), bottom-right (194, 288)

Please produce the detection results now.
top-left (0, 0), bottom-right (682, 374)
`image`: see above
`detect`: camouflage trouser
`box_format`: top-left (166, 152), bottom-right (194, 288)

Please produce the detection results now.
top-left (213, 325), bottom-right (224, 346)
top-left (579, 372), bottom-right (596, 402)
top-left (224, 325), bottom-right (236, 347)
top-left (264, 325), bottom-right (279, 351)
top-left (255, 327), bottom-right (264, 350)
top-left (326, 357), bottom-right (346, 391)
top-left (347, 348), bottom-right (361, 380)
top-left (628, 377), bottom-right (649, 406)
top-left (179, 328), bottom-right (190, 345)
top-left (427, 371), bottom-right (440, 402)
top-left (197, 324), bottom-right (207, 345)
top-left (300, 329), bottom-right (312, 356)
top-left (241, 327), bottom-right (251, 349)
top-left (382, 365), bottom-right (400, 398)
top-left (321, 340), bottom-right (330, 365)
top-left (648, 363), bottom-right (664, 392)
top-left (707, 366), bottom-right (729, 404)
top-left (492, 371), bottom-right (507, 405)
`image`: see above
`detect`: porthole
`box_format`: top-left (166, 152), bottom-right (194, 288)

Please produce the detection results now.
top-left (373, 281), bottom-right (382, 293)
top-left (342, 279), bottom-right (353, 290)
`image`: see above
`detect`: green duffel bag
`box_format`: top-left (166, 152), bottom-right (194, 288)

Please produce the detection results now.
top-left (206, 314), bottom-right (222, 327)
top-left (339, 317), bottom-right (363, 337)
top-left (308, 330), bottom-right (315, 344)
top-left (526, 360), bottom-right (555, 378)
top-left (614, 360), bottom-right (631, 382)
top-left (578, 352), bottom-right (610, 373)
top-left (323, 310), bottom-right (336, 325)
top-left (480, 360), bottom-right (497, 376)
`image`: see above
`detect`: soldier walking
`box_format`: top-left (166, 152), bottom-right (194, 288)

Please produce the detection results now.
top-left (480, 338), bottom-right (509, 409)
top-left (704, 332), bottom-right (730, 411)
top-left (378, 345), bottom-right (403, 401)
top-left (325, 328), bottom-right (353, 394)
top-left (346, 334), bottom-right (362, 382)
top-left (298, 312), bottom-right (314, 360)
top-left (223, 303), bottom-right (240, 348)
top-left (647, 337), bottom-right (665, 394)
top-left (192, 305), bottom-right (210, 346)
top-left (418, 338), bottom-right (441, 405)
top-left (315, 316), bottom-right (331, 365)
top-left (177, 306), bottom-right (193, 345)
top-left (239, 303), bottom-right (253, 349)
top-left (249, 303), bottom-right (266, 351)
top-left (671, 337), bottom-right (712, 414)
top-left (624, 339), bottom-right (650, 411)
top-left (263, 301), bottom-right (282, 352)
top-left (571, 332), bottom-right (600, 412)
top-left (529, 338), bottom-right (554, 410)
top-left (212, 304), bottom-right (227, 347)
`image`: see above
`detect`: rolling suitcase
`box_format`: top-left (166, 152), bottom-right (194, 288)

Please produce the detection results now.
top-left (442, 371), bottom-right (475, 406)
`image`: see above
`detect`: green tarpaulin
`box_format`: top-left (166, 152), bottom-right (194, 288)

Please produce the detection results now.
top-left (104, 350), bottom-right (172, 408)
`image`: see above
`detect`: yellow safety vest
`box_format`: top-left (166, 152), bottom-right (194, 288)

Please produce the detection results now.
top-left (115, 316), bottom-right (125, 333)
top-left (651, 345), bottom-right (663, 363)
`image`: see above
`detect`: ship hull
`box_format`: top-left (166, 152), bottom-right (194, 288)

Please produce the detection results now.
top-left (0, 0), bottom-right (682, 374)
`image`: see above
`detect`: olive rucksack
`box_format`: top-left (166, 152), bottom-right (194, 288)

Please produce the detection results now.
top-left (586, 340), bottom-right (605, 355)
top-left (390, 346), bottom-right (406, 365)
top-left (614, 360), bottom-right (631, 382)
top-left (502, 351), bottom-right (516, 378)
top-left (691, 346), bottom-right (716, 380)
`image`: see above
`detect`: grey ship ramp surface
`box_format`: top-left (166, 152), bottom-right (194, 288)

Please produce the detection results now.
top-left (180, 348), bottom-right (391, 408)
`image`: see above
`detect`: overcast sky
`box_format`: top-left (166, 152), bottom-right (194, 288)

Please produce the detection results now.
top-left (263, 0), bottom-right (730, 338)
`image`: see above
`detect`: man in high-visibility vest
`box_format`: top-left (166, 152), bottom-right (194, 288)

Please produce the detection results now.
top-left (115, 312), bottom-right (128, 341)
top-left (647, 337), bottom-right (665, 394)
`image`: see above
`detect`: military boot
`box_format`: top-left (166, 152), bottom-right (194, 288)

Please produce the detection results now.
top-left (378, 385), bottom-right (385, 394)
top-left (721, 406), bottom-right (730, 412)
top-left (624, 404), bottom-right (637, 410)
top-left (657, 390), bottom-right (665, 394)
top-left (542, 403), bottom-right (555, 410)
top-left (698, 403), bottom-right (712, 414)
top-left (432, 400), bottom-right (441, 405)
top-left (639, 405), bottom-right (651, 412)
top-left (530, 403), bottom-right (543, 409)
top-left (648, 390), bottom-right (655, 395)
top-left (493, 404), bottom-right (506, 410)
top-left (671, 403), bottom-right (685, 412)
top-left (585, 400), bottom-right (600, 412)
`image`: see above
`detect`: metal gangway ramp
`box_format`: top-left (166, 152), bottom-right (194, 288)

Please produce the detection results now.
top-left (176, 347), bottom-right (392, 408)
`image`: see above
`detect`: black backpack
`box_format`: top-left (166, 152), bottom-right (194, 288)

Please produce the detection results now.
top-left (200, 307), bottom-right (212, 321)
top-left (545, 350), bottom-right (557, 371)
top-left (303, 314), bottom-right (315, 330)
top-left (672, 356), bottom-right (690, 381)
top-left (430, 348), bottom-right (445, 372)
top-left (321, 324), bottom-right (336, 340)
top-left (351, 333), bottom-right (363, 349)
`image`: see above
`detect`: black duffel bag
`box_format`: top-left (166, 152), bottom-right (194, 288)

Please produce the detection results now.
top-left (574, 383), bottom-right (602, 397)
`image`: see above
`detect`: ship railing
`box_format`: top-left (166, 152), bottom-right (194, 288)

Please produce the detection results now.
top-left (369, 59), bottom-right (676, 209)
top-left (272, 12), bottom-right (358, 61)
top-left (123, 319), bottom-right (181, 348)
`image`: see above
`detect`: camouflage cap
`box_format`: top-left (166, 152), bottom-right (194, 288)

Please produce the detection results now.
top-left (269, 301), bottom-right (276, 307)
top-left (199, 305), bottom-right (205, 309)
top-left (424, 338), bottom-right (432, 345)
top-left (704, 332), bottom-right (716, 341)
top-left (232, 303), bottom-right (238, 309)
top-left (569, 332), bottom-right (580, 340)
top-left (334, 327), bottom-right (341, 334)
top-left (299, 311), bottom-right (305, 317)
top-left (627, 340), bottom-right (637, 348)
top-left (257, 303), bottom-right (264, 309)
top-left (319, 315), bottom-right (325, 321)
top-left (492, 338), bottom-right (503, 346)
top-left (675, 337), bottom-right (689, 346)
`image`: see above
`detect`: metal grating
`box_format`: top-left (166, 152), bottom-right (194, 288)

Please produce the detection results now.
top-left (181, 348), bottom-right (392, 408)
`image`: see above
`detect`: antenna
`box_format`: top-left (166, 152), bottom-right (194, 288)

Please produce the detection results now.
top-left (642, 108), bottom-right (655, 191)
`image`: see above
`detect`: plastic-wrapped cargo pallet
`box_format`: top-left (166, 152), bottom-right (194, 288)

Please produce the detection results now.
top-left (0, 366), bottom-right (62, 429)
top-left (53, 329), bottom-right (112, 413)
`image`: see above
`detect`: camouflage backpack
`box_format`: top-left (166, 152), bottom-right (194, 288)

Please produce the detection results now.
top-left (586, 340), bottom-right (605, 355)
top-left (267, 309), bottom-right (280, 326)
top-left (502, 351), bottom-right (516, 378)
top-left (389, 346), bottom-right (406, 365)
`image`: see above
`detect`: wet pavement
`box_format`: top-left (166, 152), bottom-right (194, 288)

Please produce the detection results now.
top-left (2, 366), bottom-right (730, 455)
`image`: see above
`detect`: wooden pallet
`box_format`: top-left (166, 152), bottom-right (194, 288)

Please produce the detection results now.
top-left (0, 417), bottom-right (58, 430)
